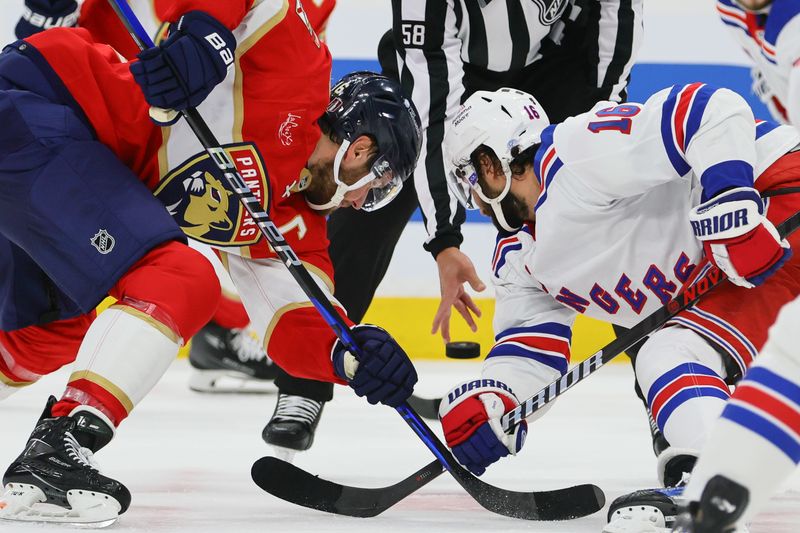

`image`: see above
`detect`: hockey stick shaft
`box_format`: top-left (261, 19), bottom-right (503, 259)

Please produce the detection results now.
top-left (107, 1), bottom-right (526, 512)
top-left (501, 209), bottom-right (800, 432)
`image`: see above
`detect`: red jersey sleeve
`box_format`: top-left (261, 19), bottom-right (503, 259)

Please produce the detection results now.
top-left (155, 0), bottom-right (254, 30)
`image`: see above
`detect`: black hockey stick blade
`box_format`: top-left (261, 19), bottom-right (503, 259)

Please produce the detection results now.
top-left (407, 394), bottom-right (442, 420)
top-left (251, 456), bottom-right (444, 517)
top-left (252, 456), bottom-right (605, 520)
top-left (445, 459), bottom-right (605, 520)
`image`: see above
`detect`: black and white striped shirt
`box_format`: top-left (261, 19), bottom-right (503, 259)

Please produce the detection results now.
top-left (391, 0), bottom-right (643, 256)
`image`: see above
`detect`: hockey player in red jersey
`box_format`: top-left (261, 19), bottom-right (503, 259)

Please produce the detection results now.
top-left (436, 86), bottom-right (800, 532)
top-left (0, 2), bottom-right (421, 525)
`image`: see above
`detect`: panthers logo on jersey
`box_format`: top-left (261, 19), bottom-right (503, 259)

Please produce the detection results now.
top-left (154, 143), bottom-right (271, 247)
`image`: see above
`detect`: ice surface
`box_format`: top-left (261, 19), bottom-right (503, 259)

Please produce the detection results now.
top-left (2, 360), bottom-right (798, 533)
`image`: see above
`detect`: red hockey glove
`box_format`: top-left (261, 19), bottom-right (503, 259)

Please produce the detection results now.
top-left (689, 187), bottom-right (791, 288)
top-left (438, 379), bottom-right (527, 476)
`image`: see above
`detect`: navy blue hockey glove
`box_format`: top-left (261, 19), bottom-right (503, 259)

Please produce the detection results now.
top-left (332, 325), bottom-right (417, 407)
top-left (439, 380), bottom-right (527, 476)
top-left (15, 0), bottom-right (78, 39)
top-left (130, 11), bottom-right (236, 121)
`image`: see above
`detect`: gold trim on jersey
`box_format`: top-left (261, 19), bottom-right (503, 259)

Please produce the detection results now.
top-left (112, 304), bottom-right (181, 344)
top-left (262, 301), bottom-right (316, 350)
top-left (233, 0), bottom-right (290, 142)
top-left (67, 370), bottom-right (135, 414)
top-left (0, 373), bottom-right (32, 387)
top-left (303, 261), bottom-right (334, 293)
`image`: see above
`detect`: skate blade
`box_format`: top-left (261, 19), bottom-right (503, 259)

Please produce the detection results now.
top-left (272, 447), bottom-right (298, 464)
top-left (0, 483), bottom-right (120, 528)
top-left (189, 369), bottom-right (277, 394)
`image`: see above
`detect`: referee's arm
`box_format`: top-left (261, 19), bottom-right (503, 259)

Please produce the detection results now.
top-left (392, 0), bottom-right (466, 258)
top-left (593, 0), bottom-right (644, 102)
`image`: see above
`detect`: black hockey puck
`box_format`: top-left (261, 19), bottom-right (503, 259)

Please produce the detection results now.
top-left (445, 341), bottom-right (481, 359)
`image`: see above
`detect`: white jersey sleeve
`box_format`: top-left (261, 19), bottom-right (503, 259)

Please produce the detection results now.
top-left (770, 3), bottom-right (800, 126)
top-left (481, 227), bottom-right (576, 409)
top-left (546, 84), bottom-right (760, 205)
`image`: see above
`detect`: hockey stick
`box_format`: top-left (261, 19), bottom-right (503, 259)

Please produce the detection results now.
top-left (501, 209), bottom-right (800, 432)
top-left (251, 456), bottom-right (603, 520)
top-left (407, 394), bottom-right (442, 420)
top-left (108, 1), bottom-right (604, 520)
top-left (254, 207), bottom-right (800, 519)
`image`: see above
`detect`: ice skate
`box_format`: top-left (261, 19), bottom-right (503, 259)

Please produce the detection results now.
top-left (189, 321), bottom-right (278, 393)
top-left (0, 397), bottom-right (130, 527)
top-left (262, 392), bottom-right (325, 460)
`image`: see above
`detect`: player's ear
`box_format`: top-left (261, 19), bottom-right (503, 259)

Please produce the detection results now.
top-left (349, 135), bottom-right (375, 162)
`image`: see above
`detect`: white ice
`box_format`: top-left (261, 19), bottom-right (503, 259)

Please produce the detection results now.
top-left (2, 360), bottom-right (799, 533)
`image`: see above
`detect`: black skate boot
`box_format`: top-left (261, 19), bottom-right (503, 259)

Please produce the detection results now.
top-left (672, 475), bottom-right (749, 533)
top-left (0, 396), bottom-right (130, 527)
top-left (189, 320), bottom-right (278, 393)
top-left (262, 392), bottom-right (325, 457)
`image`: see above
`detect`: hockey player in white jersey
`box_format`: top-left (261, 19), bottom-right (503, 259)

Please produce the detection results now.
top-left (717, 0), bottom-right (800, 125)
top-left (670, 294), bottom-right (800, 530)
top-left (436, 85), bottom-right (800, 532)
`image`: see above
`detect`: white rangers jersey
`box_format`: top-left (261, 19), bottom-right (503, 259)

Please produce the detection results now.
top-left (717, 0), bottom-right (800, 125)
top-left (483, 84), bottom-right (800, 403)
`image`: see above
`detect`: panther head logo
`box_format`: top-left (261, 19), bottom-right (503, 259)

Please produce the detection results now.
top-left (171, 171), bottom-right (234, 238)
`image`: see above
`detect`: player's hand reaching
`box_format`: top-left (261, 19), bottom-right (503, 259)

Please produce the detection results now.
top-left (689, 187), bottom-right (791, 288)
top-left (432, 247), bottom-right (486, 343)
top-left (332, 325), bottom-right (417, 407)
top-left (439, 380), bottom-right (527, 476)
top-left (131, 11), bottom-right (236, 124)
top-left (15, 0), bottom-right (78, 39)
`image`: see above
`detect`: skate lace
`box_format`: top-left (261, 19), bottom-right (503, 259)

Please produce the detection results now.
top-left (230, 327), bottom-right (268, 363)
top-left (64, 432), bottom-right (100, 471)
top-left (272, 394), bottom-right (322, 425)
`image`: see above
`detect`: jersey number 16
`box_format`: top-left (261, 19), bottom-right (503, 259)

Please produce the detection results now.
top-left (587, 105), bottom-right (641, 135)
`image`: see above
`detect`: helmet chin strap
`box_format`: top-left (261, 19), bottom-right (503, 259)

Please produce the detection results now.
top-left (476, 164), bottom-right (521, 232)
top-left (306, 140), bottom-right (352, 211)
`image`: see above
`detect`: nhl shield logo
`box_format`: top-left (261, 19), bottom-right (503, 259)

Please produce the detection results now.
top-left (90, 229), bottom-right (115, 254)
top-left (532, 0), bottom-right (568, 25)
top-left (154, 143), bottom-right (271, 247)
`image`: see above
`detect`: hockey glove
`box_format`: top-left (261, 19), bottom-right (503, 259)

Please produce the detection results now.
top-left (332, 325), bottom-right (417, 407)
top-left (130, 11), bottom-right (236, 122)
top-left (15, 0), bottom-right (78, 39)
top-left (439, 380), bottom-right (527, 476)
top-left (689, 187), bottom-right (791, 288)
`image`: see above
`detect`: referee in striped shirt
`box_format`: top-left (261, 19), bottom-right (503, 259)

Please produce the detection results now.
top-left (328, 0), bottom-right (643, 343)
top-left (272, 0), bottom-right (644, 446)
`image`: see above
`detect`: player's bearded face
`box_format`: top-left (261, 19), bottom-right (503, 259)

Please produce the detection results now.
top-left (474, 190), bottom-right (528, 232)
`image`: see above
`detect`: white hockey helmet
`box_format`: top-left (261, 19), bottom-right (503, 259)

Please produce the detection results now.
top-left (444, 88), bottom-right (549, 231)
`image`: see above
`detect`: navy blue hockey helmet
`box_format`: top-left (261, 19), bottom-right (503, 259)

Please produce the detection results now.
top-left (319, 71), bottom-right (422, 211)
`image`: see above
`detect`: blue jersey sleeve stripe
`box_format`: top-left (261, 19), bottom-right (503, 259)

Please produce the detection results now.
top-left (661, 85), bottom-right (692, 176)
top-left (684, 85), bottom-right (714, 149)
top-left (699, 160), bottom-right (755, 201)
top-left (723, 403), bottom-right (800, 462)
top-left (756, 120), bottom-right (780, 139)
top-left (497, 323), bottom-right (573, 341)
top-left (764, 3), bottom-right (800, 45)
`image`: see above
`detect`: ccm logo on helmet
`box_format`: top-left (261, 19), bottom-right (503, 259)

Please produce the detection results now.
top-left (691, 209), bottom-right (749, 237)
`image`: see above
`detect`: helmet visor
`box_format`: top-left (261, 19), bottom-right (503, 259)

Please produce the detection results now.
top-left (446, 160), bottom-right (480, 210)
top-left (360, 156), bottom-right (404, 212)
